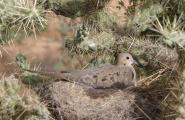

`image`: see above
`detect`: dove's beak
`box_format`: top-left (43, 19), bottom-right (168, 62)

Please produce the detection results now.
top-left (133, 60), bottom-right (139, 65)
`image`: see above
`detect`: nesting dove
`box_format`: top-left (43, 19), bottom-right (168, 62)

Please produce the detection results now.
top-left (24, 53), bottom-right (137, 88)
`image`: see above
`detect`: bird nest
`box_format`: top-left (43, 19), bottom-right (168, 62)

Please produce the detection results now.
top-left (36, 72), bottom-right (178, 120)
top-left (37, 81), bottom-right (164, 120)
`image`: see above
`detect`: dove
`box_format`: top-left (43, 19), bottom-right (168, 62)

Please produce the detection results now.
top-left (23, 53), bottom-right (137, 88)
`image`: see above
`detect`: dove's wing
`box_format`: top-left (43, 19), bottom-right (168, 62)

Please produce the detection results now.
top-left (61, 64), bottom-right (114, 80)
top-left (65, 65), bottom-right (135, 88)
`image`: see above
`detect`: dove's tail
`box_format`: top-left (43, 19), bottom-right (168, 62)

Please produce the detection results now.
top-left (22, 68), bottom-right (95, 88)
top-left (22, 68), bottom-right (70, 81)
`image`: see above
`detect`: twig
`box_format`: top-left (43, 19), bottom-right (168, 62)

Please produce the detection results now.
top-left (133, 102), bottom-right (152, 120)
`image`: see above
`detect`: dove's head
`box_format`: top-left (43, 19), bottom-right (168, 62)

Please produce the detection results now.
top-left (116, 53), bottom-right (137, 66)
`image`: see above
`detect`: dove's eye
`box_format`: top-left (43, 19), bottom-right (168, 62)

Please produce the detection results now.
top-left (126, 57), bottom-right (129, 59)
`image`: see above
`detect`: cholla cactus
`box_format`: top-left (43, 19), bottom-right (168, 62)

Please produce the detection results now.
top-left (0, 75), bottom-right (50, 120)
top-left (16, 54), bottom-right (29, 69)
top-left (0, 0), bottom-right (47, 42)
top-left (151, 15), bottom-right (185, 47)
top-left (16, 54), bottom-right (50, 86)
top-left (126, 3), bottom-right (163, 33)
top-left (73, 25), bottom-right (115, 52)
top-left (67, 26), bottom-right (117, 67)
top-left (74, 25), bottom-right (89, 45)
